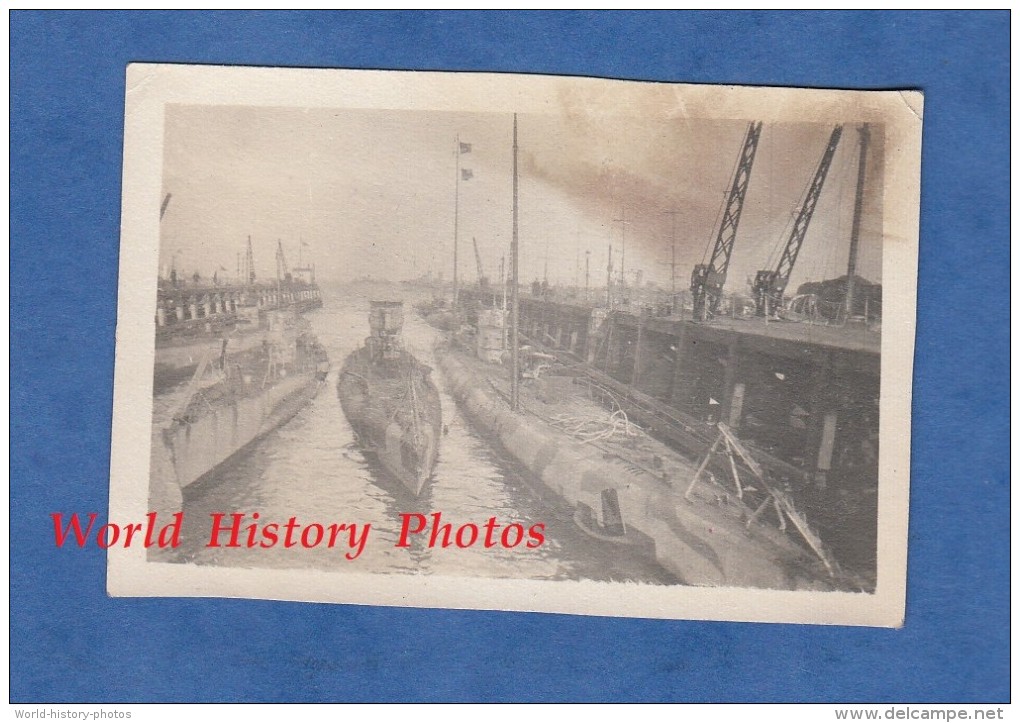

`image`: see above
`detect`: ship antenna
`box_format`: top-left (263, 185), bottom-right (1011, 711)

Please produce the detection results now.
top-left (510, 113), bottom-right (521, 412)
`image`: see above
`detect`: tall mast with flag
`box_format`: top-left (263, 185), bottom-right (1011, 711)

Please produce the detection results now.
top-left (510, 114), bottom-right (520, 412)
top-left (453, 136), bottom-right (472, 311)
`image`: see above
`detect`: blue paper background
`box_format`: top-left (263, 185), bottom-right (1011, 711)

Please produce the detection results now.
top-left (10, 11), bottom-right (1009, 702)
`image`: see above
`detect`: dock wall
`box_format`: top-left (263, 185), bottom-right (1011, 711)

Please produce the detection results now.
top-left (459, 289), bottom-right (881, 576)
top-left (155, 282), bottom-right (323, 333)
top-left (461, 289), bottom-right (878, 482)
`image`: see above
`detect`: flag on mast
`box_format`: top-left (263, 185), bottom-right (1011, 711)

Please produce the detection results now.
top-left (459, 142), bottom-right (472, 154)
top-left (461, 168), bottom-right (473, 180)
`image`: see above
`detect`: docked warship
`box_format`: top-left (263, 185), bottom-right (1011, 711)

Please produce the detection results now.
top-left (150, 308), bottom-right (329, 516)
top-left (153, 237), bottom-right (323, 393)
top-left (337, 300), bottom-right (442, 497)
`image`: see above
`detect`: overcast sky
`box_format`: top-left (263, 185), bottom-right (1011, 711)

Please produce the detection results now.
top-left (160, 104), bottom-right (884, 292)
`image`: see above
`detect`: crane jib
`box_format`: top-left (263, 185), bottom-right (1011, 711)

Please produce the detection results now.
top-left (691, 120), bottom-right (763, 322)
top-left (753, 125), bottom-right (844, 317)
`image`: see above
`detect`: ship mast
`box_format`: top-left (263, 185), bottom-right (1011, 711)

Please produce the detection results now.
top-left (510, 113), bottom-right (521, 413)
top-left (244, 235), bottom-right (256, 286)
top-left (585, 249), bottom-right (591, 302)
top-left (452, 136), bottom-right (472, 314)
top-left (845, 123), bottom-right (870, 320)
top-left (606, 243), bottom-right (613, 309)
top-left (453, 136), bottom-right (460, 313)
top-left (663, 209), bottom-right (680, 295)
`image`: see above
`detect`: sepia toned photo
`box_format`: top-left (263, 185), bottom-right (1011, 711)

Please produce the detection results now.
top-left (107, 65), bottom-right (921, 625)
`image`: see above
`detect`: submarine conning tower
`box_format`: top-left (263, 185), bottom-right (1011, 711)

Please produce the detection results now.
top-left (367, 299), bottom-right (405, 362)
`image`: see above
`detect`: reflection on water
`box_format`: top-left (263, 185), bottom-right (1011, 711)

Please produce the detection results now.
top-left (160, 282), bottom-right (675, 585)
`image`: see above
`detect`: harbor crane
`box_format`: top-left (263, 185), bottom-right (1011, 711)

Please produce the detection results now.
top-left (472, 237), bottom-right (489, 289)
top-left (752, 125), bottom-right (843, 317)
top-left (691, 121), bottom-right (763, 321)
top-left (276, 240), bottom-right (292, 284)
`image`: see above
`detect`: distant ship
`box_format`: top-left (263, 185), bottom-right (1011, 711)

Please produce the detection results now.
top-left (337, 300), bottom-right (442, 496)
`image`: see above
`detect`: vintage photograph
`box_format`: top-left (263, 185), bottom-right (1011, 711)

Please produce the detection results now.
top-left (108, 65), bottom-right (921, 625)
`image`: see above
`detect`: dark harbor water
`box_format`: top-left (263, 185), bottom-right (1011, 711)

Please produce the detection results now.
top-left (159, 282), bottom-right (676, 585)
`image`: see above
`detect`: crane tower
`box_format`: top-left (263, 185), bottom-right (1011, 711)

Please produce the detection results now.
top-left (690, 121), bottom-right (763, 321)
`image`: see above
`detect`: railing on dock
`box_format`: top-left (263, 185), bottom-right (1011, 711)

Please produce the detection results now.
top-left (576, 365), bottom-right (809, 485)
